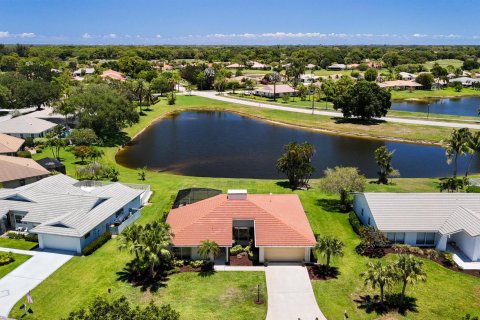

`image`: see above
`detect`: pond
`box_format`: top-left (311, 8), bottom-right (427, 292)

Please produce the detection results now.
top-left (391, 96), bottom-right (480, 117)
top-left (115, 111), bottom-right (480, 179)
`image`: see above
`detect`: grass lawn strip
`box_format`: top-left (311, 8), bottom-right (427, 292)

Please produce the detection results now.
top-left (0, 253), bottom-right (31, 279)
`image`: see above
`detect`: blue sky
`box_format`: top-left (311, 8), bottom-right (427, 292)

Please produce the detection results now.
top-left (1, 0), bottom-right (480, 45)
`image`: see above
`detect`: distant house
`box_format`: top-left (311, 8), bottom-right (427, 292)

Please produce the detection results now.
top-left (100, 69), bottom-right (127, 81)
top-left (253, 84), bottom-right (298, 98)
top-left (0, 134), bottom-right (24, 156)
top-left (36, 157), bottom-right (66, 174)
top-left (161, 64), bottom-right (173, 71)
top-left (72, 68), bottom-right (95, 76)
top-left (327, 64), bottom-right (346, 71)
top-left (0, 116), bottom-right (57, 138)
top-left (0, 155), bottom-right (50, 188)
top-left (300, 74), bottom-right (320, 83)
top-left (250, 61), bottom-right (268, 69)
top-left (399, 72), bottom-right (417, 80)
top-left (306, 63), bottom-right (316, 70)
top-left (378, 80), bottom-right (423, 90)
top-left (226, 63), bottom-right (245, 69)
top-left (449, 77), bottom-right (480, 87)
top-left (166, 190), bottom-right (316, 263)
top-left (353, 193), bottom-right (480, 265)
top-left (0, 174), bottom-right (151, 253)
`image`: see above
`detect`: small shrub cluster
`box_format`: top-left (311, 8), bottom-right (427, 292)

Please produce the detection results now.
top-left (442, 252), bottom-right (455, 267)
top-left (356, 227), bottom-right (389, 258)
top-left (0, 252), bottom-right (14, 266)
top-left (17, 150), bottom-right (32, 158)
top-left (466, 185), bottom-right (480, 193)
top-left (82, 232), bottom-right (112, 256)
top-left (174, 259), bottom-right (185, 268)
top-left (189, 260), bottom-right (205, 268)
top-left (392, 244), bottom-right (440, 260)
top-left (7, 232), bottom-right (38, 243)
top-left (348, 212), bottom-right (363, 234)
top-left (230, 244), bottom-right (255, 259)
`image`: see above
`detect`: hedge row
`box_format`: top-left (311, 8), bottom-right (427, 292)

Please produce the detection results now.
top-left (348, 212), bottom-right (363, 235)
top-left (82, 232), bottom-right (112, 256)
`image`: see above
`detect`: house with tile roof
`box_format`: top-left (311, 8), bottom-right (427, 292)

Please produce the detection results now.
top-left (253, 84), bottom-right (298, 98)
top-left (0, 134), bottom-right (24, 156)
top-left (166, 190), bottom-right (316, 263)
top-left (0, 155), bottom-right (50, 188)
top-left (0, 116), bottom-right (57, 139)
top-left (0, 174), bottom-right (151, 253)
top-left (100, 69), bottom-right (127, 81)
top-left (353, 193), bottom-right (480, 265)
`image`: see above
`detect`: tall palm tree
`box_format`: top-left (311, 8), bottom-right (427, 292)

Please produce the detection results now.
top-left (270, 72), bottom-right (281, 101)
top-left (118, 224), bottom-right (143, 260)
top-left (394, 255), bottom-right (427, 305)
top-left (139, 222), bottom-right (173, 278)
top-left (361, 261), bottom-right (395, 305)
top-left (133, 79), bottom-right (148, 114)
top-left (443, 128), bottom-right (471, 177)
top-left (465, 131), bottom-right (480, 177)
top-left (198, 240), bottom-right (220, 261)
top-left (315, 235), bottom-right (344, 269)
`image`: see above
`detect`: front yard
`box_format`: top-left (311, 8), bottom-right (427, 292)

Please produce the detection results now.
top-left (0, 253), bottom-right (31, 279)
top-left (8, 96), bottom-right (480, 319)
top-left (0, 238), bottom-right (38, 250)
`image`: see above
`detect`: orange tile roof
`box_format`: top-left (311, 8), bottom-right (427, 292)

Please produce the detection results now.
top-left (0, 133), bottom-right (24, 154)
top-left (100, 69), bottom-right (126, 81)
top-left (0, 155), bottom-right (50, 183)
top-left (166, 194), bottom-right (316, 247)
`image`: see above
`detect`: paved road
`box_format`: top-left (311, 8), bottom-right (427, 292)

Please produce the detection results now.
top-left (265, 265), bottom-right (326, 320)
top-left (0, 247), bottom-right (73, 317)
top-left (193, 90), bottom-right (480, 130)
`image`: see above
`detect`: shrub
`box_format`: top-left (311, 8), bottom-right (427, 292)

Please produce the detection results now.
top-left (82, 232), bottom-right (112, 256)
top-left (466, 186), bottom-right (480, 193)
top-left (174, 259), bottom-right (185, 268)
top-left (17, 150), bottom-right (32, 158)
top-left (24, 137), bottom-right (35, 148)
top-left (392, 243), bottom-right (411, 254)
top-left (442, 252), bottom-right (455, 267)
top-left (230, 245), bottom-right (244, 255)
top-left (0, 252), bottom-right (14, 266)
top-left (425, 249), bottom-right (440, 260)
top-left (348, 212), bottom-right (363, 234)
top-left (189, 260), bottom-right (205, 268)
top-left (6, 232), bottom-right (24, 240)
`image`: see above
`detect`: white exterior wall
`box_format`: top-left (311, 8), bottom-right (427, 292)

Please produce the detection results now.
top-left (451, 232), bottom-right (480, 261)
top-left (39, 234), bottom-right (81, 253)
top-left (353, 194), bottom-right (377, 228)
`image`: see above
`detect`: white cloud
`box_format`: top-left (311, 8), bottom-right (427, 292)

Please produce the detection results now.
top-left (0, 31), bottom-right (10, 38)
top-left (82, 33), bottom-right (92, 39)
top-left (155, 34), bottom-right (162, 38)
top-left (20, 32), bottom-right (36, 38)
top-left (107, 33), bottom-right (117, 39)
top-left (413, 33), bottom-right (427, 38)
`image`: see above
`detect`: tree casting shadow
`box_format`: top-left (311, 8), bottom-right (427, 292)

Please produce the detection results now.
top-left (333, 117), bottom-right (385, 126)
top-left (116, 261), bottom-right (168, 293)
top-left (355, 293), bottom-right (418, 316)
top-left (315, 198), bottom-right (343, 213)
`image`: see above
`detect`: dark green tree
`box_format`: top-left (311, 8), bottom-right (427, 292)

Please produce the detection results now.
top-left (374, 146), bottom-right (396, 184)
top-left (276, 142), bottom-right (315, 189)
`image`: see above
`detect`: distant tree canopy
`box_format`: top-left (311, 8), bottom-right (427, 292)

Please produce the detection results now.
top-left (65, 84), bottom-right (139, 137)
top-left (415, 73), bottom-right (435, 89)
top-left (334, 81), bottom-right (391, 119)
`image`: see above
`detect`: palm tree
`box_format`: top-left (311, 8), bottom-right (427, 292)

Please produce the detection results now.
top-left (374, 146), bottom-right (396, 184)
top-left (465, 131), bottom-right (480, 177)
top-left (198, 240), bottom-right (220, 261)
top-left (443, 128), bottom-right (471, 177)
top-left (393, 255), bottom-right (426, 305)
top-left (139, 222), bottom-right (173, 278)
top-left (361, 261), bottom-right (395, 305)
top-left (133, 79), bottom-right (148, 114)
top-left (314, 235), bottom-right (344, 269)
top-left (118, 224), bottom-right (143, 261)
top-left (270, 72), bottom-right (281, 101)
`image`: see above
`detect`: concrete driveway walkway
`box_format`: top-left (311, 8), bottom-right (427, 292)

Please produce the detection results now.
top-left (265, 265), bottom-right (326, 320)
top-left (0, 247), bottom-right (73, 317)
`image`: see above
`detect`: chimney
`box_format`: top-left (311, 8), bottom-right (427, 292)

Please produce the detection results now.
top-left (227, 189), bottom-right (247, 200)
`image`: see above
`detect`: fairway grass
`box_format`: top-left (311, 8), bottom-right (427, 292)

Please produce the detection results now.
top-left (10, 95), bottom-right (480, 319)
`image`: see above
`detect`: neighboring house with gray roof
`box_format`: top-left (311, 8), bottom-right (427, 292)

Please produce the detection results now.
top-left (0, 116), bottom-right (57, 138)
top-left (353, 193), bottom-right (480, 263)
top-left (0, 174), bottom-right (151, 253)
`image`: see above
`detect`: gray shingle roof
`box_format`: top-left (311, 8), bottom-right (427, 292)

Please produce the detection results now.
top-left (360, 193), bottom-right (480, 236)
top-left (0, 174), bottom-right (145, 237)
top-left (0, 116), bottom-right (56, 134)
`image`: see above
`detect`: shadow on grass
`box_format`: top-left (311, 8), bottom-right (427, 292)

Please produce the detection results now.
top-left (308, 264), bottom-right (340, 280)
top-left (333, 117), bottom-right (385, 126)
top-left (198, 263), bottom-right (216, 277)
top-left (315, 198), bottom-right (343, 213)
top-left (116, 261), bottom-right (168, 293)
top-left (101, 132), bottom-right (131, 147)
top-left (355, 293), bottom-right (418, 316)
top-left (275, 181), bottom-right (295, 190)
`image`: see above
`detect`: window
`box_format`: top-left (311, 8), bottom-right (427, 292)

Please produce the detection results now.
top-left (416, 232), bottom-right (436, 245)
top-left (19, 179), bottom-right (26, 186)
top-left (386, 232), bottom-right (405, 244)
top-left (233, 227), bottom-right (250, 241)
top-left (361, 209), bottom-right (364, 216)
top-left (84, 232), bottom-right (91, 239)
top-left (14, 214), bottom-right (23, 224)
top-left (367, 217), bottom-right (371, 225)
top-left (173, 247), bottom-right (191, 259)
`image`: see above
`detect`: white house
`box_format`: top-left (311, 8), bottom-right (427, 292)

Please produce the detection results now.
top-left (353, 193), bottom-right (480, 263)
top-left (0, 116), bottom-right (57, 139)
top-left (253, 84), bottom-right (298, 98)
top-left (399, 72), bottom-right (417, 80)
top-left (0, 174), bottom-right (151, 253)
top-left (72, 68), bottom-right (95, 76)
top-left (449, 77), bottom-right (480, 87)
top-left (327, 64), bottom-right (346, 71)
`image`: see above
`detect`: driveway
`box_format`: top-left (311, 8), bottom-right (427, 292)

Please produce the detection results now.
top-left (265, 265), bottom-right (326, 320)
top-left (0, 247), bottom-right (73, 317)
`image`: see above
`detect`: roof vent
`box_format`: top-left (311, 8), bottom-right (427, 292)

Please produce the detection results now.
top-left (227, 189), bottom-right (247, 200)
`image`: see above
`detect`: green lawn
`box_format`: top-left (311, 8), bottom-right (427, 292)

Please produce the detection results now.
top-left (424, 59), bottom-right (464, 70)
top-left (10, 96), bottom-right (480, 319)
top-left (391, 87), bottom-right (480, 100)
top-left (0, 238), bottom-right (38, 250)
top-left (0, 253), bottom-right (31, 279)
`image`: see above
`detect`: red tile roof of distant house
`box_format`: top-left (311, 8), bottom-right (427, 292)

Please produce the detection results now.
top-left (0, 155), bottom-right (50, 183)
top-left (0, 133), bottom-right (24, 154)
top-left (100, 69), bottom-right (126, 81)
top-left (166, 193), bottom-right (316, 247)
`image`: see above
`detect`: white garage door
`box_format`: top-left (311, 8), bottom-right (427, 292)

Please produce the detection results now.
top-left (264, 247), bottom-right (305, 262)
top-left (40, 234), bottom-right (79, 253)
